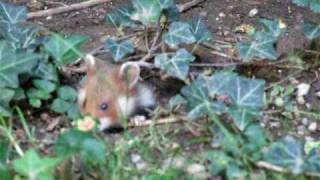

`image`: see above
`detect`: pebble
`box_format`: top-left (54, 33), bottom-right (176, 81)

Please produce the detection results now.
top-left (297, 96), bottom-right (306, 105)
top-left (316, 91), bottom-right (320, 98)
top-left (296, 83), bottom-right (311, 97)
top-left (162, 157), bottom-right (185, 169)
top-left (219, 12), bottom-right (226, 18)
top-left (297, 125), bottom-right (305, 135)
top-left (308, 122), bottom-right (317, 132)
top-left (270, 122), bottom-right (281, 128)
top-left (248, 8), bottom-right (258, 17)
top-left (302, 118), bottom-right (309, 126)
top-left (131, 154), bottom-right (142, 163)
top-left (186, 163), bottom-right (209, 178)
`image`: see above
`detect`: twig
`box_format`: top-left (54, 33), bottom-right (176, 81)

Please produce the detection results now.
top-left (256, 161), bottom-right (320, 177)
top-left (178, 0), bottom-right (207, 12)
top-left (128, 116), bottom-right (187, 127)
top-left (27, 0), bottom-right (111, 19)
top-left (38, 0), bottom-right (68, 7)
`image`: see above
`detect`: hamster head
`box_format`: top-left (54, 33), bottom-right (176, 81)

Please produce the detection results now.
top-left (78, 55), bottom-right (154, 132)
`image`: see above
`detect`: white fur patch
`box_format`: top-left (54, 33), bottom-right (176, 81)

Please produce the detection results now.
top-left (77, 88), bottom-right (86, 106)
top-left (117, 95), bottom-right (135, 117)
top-left (99, 117), bottom-right (112, 130)
top-left (137, 85), bottom-right (155, 107)
top-left (85, 54), bottom-right (95, 66)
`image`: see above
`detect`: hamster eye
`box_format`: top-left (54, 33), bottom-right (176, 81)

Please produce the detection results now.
top-left (100, 102), bottom-right (109, 111)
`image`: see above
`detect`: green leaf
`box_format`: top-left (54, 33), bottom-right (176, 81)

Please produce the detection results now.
top-left (0, 141), bottom-right (10, 180)
top-left (0, 41), bottom-right (40, 88)
top-left (207, 71), bottom-right (237, 97)
top-left (106, 5), bottom-right (137, 28)
top-left (0, 88), bottom-right (14, 117)
top-left (168, 94), bottom-right (186, 109)
top-left (226, 164), bottom-right (247, 180)
top-left (32, 62), bottom-right (58, 82)
top-left (181, 75), bottom-right (225, 119)
top-left (263, 136), bottom-right (305, 174)
top-left (0, 23), bottom-right (39, 50)
top-left (292, 0), bottom-right (320, 12)
top-left (305, 149), bottom-right (320, 172)
top-left (163, 21), bottom-right (196, 47)
top-left (223, 75), bottom-right (265, 109)
top-left (163, 5), bottom-right (180, 22)
top-left (244, 124), bottom-right (266, 146)
top-left (29, 98), bottom-right (41, 108)
top-left (33, 80), bottom-right (56, 94)
top-left (259, 18), bottom-right (286, 38)
top-left (44, 34), bottom-right (88, 66)
top-left (236, 32), bottom-right (278, 61)
top-left (80, 139), bottom-right (106, 165)
top-left (155, 48), bottom-right (195, 80)
top-left (26, 88), bottom-right (51, 100)
top-left (57, 86), bottom-right (77, 102)
top-left (189, 16), bottom-right (212, 42)
top-left (206, 151), bottom-right (232, 175)
top-left (13, 149), bottom-right (61, 180)
top-left (303, 21), bottom-right (320, 40)
top-left (55, 130), bottom-right (106, 164)
top-left (158, 0), bottom-right (175, 9)
top-left (227, 107), bottom-right (261, 131)
top-left (0, 2), bottom-right (27, 24)
top-left (51, 98), bottom-right (72, 113)
top-left (105, 38), bottom-right (134, 62)
top-left (131, 0), bottom-right (161, 25)
top-left (67, 104), bottom-right (81, 120)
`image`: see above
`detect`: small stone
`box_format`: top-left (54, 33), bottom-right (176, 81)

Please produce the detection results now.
top-left (131, 154), bottom-right (141, 163)
top-left (297, 96), bottom-right (306, 105)
top-left (308, 122), bottom-right (317, 132)
top-left (200, 11), bottom-right (208, 17)
top-left (297, 83), bottom-right (311, 97)
top-left (186, 163), bottom-right (205, 175)
top-left (136, 162), bottom-right (147, 170)
top-left (248, 8), bottom-right (258, 17)
top-left (46, 16), bottom-right (52, 20)
top-left (302, 118), bottom-right (309, 126)
top-left (316, 91), bottom-right (320, 98)
top-left (219, 12), bottom-right (226, 18)
top-left (163, 157), bottom-right (185, 169)
top-left (297, 125), bottom-right (305, 135)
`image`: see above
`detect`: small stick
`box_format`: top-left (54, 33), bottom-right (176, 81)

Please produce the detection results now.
top-left (128, 116), bottom-right (187, 127)
top-left (256, 161), bottom-right (320, 177)
top-left (178, 0), bottom-right (207, 12)
top-left (27, 0), bottom-right (111, 19)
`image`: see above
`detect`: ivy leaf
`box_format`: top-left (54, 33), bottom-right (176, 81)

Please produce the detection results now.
top-left (106, 5), bottom-right (137, 28)
top-left (305, 149), bottom-right (320, 172)
top-left (55, 130), bottom-right (106, 165)
top-left (26, 88), bottom-right (51, 100)
top-left (168, 94), bottom-right (186, 109)
top-left (226, 164), bottom-right (248, 180)
top-left (221, 75), bottom-right (265, 109)
top-left (0, 23), bottom-right (39, 50)
top-left (13, 149), bottom-right (61, 180)
top-left (207, 71), bottom-right (237, 97)
top-left (57, 86), bottom-right (77, 102)
top-left (155, 49), bottom-right (195, 80)
top-left (0, 88), bottom-right (15, 117)
top-left (303, 21), bottom-right (320, 40)
top-left (158, 0), bottom-right (175, 9)
top-left (0, 2), bottom-right (27, 24)
top-left (0, 41), bottom-right (40, 88)
top-left (131, 0), bottom-right (161, 25)
top-left (32, 62), bottom-right (58, 82)
top-left (227, 107), bottom-right (261, 131)
top-left (163, 21), bottom-right (196, 47)
top-left (105, 38), bottom-right (134, 62)
top-left (181, 75), bottom-right (225, 119)
top-left (292, 0), bottom-right (320, 13)
top-left (206, 151), bottom-right (232, 175)
top-left (44, 34), bottom-right (88, 66)
top-left (236, 32), bottom-right (278, 61)
top-left (163, 5), bottom-right (180, 22)
top-left (259, 18), bottom-right (286, 38)
top-left (189, 17), bottom-right (212, 42)
top-left (263, 136), bottom-right (305, 174)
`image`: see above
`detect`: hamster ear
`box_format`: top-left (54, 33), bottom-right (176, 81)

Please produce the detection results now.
top-left (119, 62), bottom-right (140, 89)
top-left (84, 54), bottom-right (96, 75)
